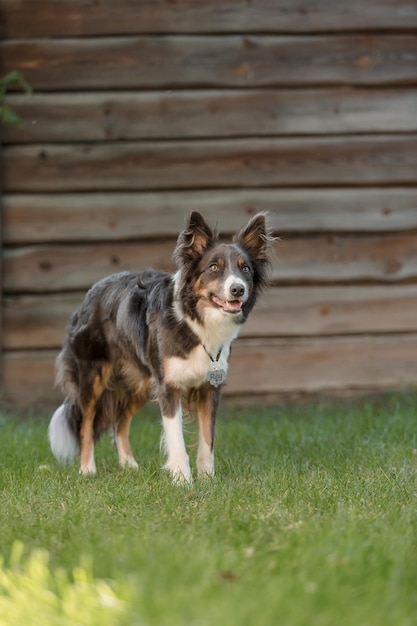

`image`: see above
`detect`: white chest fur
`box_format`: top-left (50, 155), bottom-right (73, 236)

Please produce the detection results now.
top-left (164, 343), bottom-right (230, 390)
top-left (165, 306), bottom-right (241, 390)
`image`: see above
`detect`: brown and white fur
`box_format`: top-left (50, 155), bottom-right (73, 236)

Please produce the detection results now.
top-left (48, 211), bottom-right (273, 483)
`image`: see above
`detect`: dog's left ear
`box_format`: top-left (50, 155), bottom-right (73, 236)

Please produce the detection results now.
top-left (234, 212), bottom-right (273, 262)
top-left (174, 211), bottom-right (216, 264)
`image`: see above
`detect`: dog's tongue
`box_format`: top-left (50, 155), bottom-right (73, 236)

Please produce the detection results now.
top-left (225, 300), bottom-right (242, 312)
top-left (213, 296), bottom-right (242, 313)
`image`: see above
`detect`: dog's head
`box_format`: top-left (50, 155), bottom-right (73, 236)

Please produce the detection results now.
top-left (174, 211), bottom-right (274, 323)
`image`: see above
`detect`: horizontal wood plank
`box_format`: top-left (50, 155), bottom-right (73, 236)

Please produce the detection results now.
top-left (4, 89), bottom-right (417, 144)
top-left (3, 334), bottom-right (417, 407)
top-left (2, 241), bottom-right (176, 293)
top-left (2, 350), bottom-right (61, 409)
top-left (4, 188), bottom-right (417, 244)
top-left (227, 334), bottom-right (417, 395)
top-left (245, 285), bottom-right (417, 337)
top-left (3, 293), bottom-right (84, 349)
top-left (4, 285), bottom-right (417, 349)
top-left (3, 136), bottom-right (417, 192)
top-left (2, 36), bottom-right (417, 91)
top-left (3, 233), bottom-right (417, 293)
top-left (2, 0), bottom-right (417, 37)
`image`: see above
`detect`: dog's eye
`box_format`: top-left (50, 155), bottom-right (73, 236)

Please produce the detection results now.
top-left (209, 263), bottom-right (219, 272)
top-left (242, 265), bottom-right (251, 273)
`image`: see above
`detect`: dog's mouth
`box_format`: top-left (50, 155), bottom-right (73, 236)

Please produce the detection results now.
top-left (211, 295), bottom-right (243, 314)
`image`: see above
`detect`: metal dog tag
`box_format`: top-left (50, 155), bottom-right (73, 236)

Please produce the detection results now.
top-left (207, 368), bottom-right (226, 388)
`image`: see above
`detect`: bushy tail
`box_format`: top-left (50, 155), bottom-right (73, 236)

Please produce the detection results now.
top-left (48, 401), bottom-right (80, 464)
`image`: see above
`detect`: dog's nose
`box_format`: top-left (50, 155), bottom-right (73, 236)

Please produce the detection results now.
top-left (230, 283), bottom-right (245, 298)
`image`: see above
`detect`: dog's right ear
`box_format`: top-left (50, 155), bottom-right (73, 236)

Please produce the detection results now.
top-left (174, 211), bottom-right (216, 264)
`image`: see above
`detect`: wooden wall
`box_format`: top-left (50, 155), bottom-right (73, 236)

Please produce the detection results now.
top-left (1, 1), bottom-right (417, 408)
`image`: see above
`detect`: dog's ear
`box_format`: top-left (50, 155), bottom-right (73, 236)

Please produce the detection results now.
top-left (174, 211), bottom-right (216, 264)
top-left (234, 212), bottom-right (273, 262)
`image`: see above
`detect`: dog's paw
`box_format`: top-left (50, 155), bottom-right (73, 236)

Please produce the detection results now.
top-left (197, 453), bottom-right (214, 478)
top-left (79, 464), bottom-right (96, 476)
top-left (163, 461), bottom-right (193, 485)
top-left (197, 465), bottom-right (215, 479)
top-left (119, 455), bottom-right (139, 470)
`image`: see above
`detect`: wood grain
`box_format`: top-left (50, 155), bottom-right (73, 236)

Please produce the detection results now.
top-left (4, 89), bottom-right (417, 144)
top-left (4, 285), bottom-right (417, 349)
top-left (2, 241), bottom-right (175, 293)
top-left (227, 334), bottom-right (417, 395)
top-left (3, 136), bottom-right (417, 192)
top-left (2, 35), bottom-right (417, 91)
top-left (2, 1), bottom-right (416, 38)
top-left (2, 0), bottom-right (417, 407)
top-left (244, 285), bottom-right (417, 338)
top-left (4, 188), bottom-right (417, 244)
top-left (3, 233), bottom-right (417, 293)
top-left (3, 334), bottom-right (417, 407)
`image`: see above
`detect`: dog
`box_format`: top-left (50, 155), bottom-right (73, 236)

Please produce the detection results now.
top-left (48, 211), bottom-right (273, 482)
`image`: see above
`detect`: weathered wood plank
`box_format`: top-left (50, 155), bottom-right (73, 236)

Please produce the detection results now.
top-left (3, 334), bottom-right (417, 407)
top-left (2, 36), bottom-right (417, 91)
top-left (245, 285), bottom-right (417, 338)
top-left (3, 233), bottom-right (417, 293)
top-left (227, 334), bottom-right (417, 395)
top-left (279, 234), bottom-right (417, 284)
top-left (2, 241), bottom-right (175, 293)
top-left (2, 350), bottom-right (60, 409)
top-left (4, 188), bottom-right (417, 244)
top-left (3, 293), bottom-right (84, 350)
top-left (2, 0), bottom-right (417, 38)
top-left (3, 136), bottom-right (417, 192)
top-left (4, 285), bottom-right (417, 350)
top-left (4, 89), bottom-right (417, 144)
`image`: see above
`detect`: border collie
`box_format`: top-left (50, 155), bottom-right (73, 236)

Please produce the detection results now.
top-left (48, 211), bottom-right (273, 482)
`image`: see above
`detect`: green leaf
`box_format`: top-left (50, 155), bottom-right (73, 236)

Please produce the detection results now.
top-left (0, 70), bottom-right (33, 95)
top-left (0, 105), bottom-right (25, 129)
top-left (0, 71), bottom-right (32, 127)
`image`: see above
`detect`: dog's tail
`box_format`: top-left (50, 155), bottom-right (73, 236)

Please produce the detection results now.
top-left (48, 399), bottom-right (80, 464)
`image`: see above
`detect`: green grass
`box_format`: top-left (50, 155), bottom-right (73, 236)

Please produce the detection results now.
top-left (0, 394), bottom-right (416, 625)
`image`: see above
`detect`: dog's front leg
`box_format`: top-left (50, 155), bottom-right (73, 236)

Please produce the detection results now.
top-left (159, 387), bottom-right (192, 484)
top-left (196, 384), bottom-right (221, 478)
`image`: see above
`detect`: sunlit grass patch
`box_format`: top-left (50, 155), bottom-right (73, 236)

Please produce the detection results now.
top-left (0, 542), bottom-right (127, 626)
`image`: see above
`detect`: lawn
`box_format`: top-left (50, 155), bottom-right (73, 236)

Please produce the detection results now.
top-left (0, 393), bottom-right (416, 625)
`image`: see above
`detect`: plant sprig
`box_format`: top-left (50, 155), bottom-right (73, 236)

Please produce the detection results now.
top-left (0, 70), bottom-right (33, 129)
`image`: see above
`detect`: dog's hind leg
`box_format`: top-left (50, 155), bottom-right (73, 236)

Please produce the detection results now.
top-left (115, 390), bottom-right (148, 469)
top-left (196, 385), bottom-right (221, 477)
top-left (79, 367), bottom-right (109, 474)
